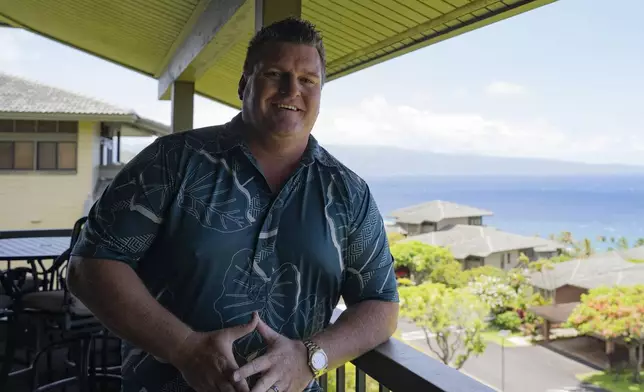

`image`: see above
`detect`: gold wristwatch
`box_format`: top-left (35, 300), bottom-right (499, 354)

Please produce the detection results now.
top-left (303, 339), bottom-right (328, 378)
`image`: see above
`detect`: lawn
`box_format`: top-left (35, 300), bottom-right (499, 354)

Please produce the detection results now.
top-left (481, 327), bottom-right (522, 347)
top-left (577, 371), bottom-right (644, 392)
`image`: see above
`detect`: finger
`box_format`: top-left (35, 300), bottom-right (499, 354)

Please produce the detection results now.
top-left (227, 312), bottom-right (260, 341)
top-left (232, 355), bottom-right (273, 383)
top-left (216, 381), bottom-right (236, 392)
top-left (256, 317), bottom-right (280, 344)
top-left (219, 351), bottom-right (250, 392)
top-left (249, 369), bottom-right (280, 392)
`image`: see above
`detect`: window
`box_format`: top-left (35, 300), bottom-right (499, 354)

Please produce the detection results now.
top-left (0, 141), bottom-right (35, 170)
top-left (464, 256), bottom-right (484, 269)
top-left (0, 119), bottom-right (78, 172)
top-left (14, 142), bottom-right (35, 169)
top-left (37, 142), bottom-right (57, 170)
top-left (0, 120), bottom-right (13, 132)
top-left (37, 141), bottom-right (76, 170)
top-left (0, 120), bottom-right (78, 134)
top-left (468, 216), bottom-right (482, 225)
top-left (0, 142), bottom-right (12, 169)
top-left (57, 142), bottom-right (77, 169)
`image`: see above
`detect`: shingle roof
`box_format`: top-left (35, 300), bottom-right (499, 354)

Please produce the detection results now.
top-left (389, 201), bottom-right (493, 224)
top-left (0, 73), bottom-right (169, 135)
top-left (403, 225), bottom-right (564, 259)
top-left (529, 246), bottom-right (644, 290)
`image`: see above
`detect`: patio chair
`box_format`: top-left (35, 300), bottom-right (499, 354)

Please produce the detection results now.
top-left (3, 217), bottom-right (122, 391)
top-left (0, 266), bottom-right (35, 391)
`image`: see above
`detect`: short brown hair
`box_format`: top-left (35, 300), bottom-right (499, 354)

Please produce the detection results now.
top-left (243, 17), bottom-right (326, 82)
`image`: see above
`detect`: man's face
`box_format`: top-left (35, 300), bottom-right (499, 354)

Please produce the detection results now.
top-left (239, 42), bottom-right (323, 137)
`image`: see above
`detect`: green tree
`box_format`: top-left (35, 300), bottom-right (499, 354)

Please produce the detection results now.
top-left (567, 285), bottom-right (644, 384)
top-left (399, 283), bottom-right (489, 369)
top-left (390, 241), bottom-right (464, 286)
top-left (618, 236), bottom-right (630, 250)
top-left (462, 265), bottom-right (506, 283)
top-left (326, 363), bottom-right (380, 392)
top-left (386, 231), bottom-right (405, 245)
top-left (635, 238), bottom-right (644, 247)
top-left (466, 275), bottom-right (518, 314)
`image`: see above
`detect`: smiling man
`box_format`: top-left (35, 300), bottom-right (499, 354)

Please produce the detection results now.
top-left (68, 17), bottom-right (399, 392)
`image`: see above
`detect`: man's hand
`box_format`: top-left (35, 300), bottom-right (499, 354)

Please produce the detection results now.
top-left (171, 312), bottom-right (259, 392)
top-left (231, 317), bottom-right (314, 392)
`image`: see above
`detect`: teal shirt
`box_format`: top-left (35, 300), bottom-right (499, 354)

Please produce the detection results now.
top-left (72, 114), bottom-right (398, 392)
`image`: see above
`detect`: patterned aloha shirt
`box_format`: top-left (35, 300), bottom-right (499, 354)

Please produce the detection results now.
top-left (71, 113), bottom-right (398, 392)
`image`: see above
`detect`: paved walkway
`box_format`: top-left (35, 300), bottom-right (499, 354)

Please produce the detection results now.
top-left (397, 318), bottom-right (606, 392)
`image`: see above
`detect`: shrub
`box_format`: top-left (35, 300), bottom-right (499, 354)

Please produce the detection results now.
top-left (493, 311), bottom-right (522, 332)
top-left (466, 276), bottom-right (518, 314)
top-left (396, 277), bottom-right (415, 287)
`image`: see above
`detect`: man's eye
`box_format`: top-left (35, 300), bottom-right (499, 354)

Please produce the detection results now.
top-left (301, 78), bottom-right (315, 85)
top-left (265, 71), bottom-right (280, 78)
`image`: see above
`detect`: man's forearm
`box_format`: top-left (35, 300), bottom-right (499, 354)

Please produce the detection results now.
top-left (67, 256), bottom-right (193, 365)
top-left (311, 300), bottom-right (398, 371)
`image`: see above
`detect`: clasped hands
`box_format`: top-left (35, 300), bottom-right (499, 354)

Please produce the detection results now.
top-left (170, 311), bottom-right (316, 392)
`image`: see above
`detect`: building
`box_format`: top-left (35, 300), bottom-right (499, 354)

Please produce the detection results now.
top-left (403, 224), bottom-right (564, 270)
top-left (0, 73), bottom-right (169, 231)
top-left (389, 200), bottom-right (493, 236)
top-left (529, 246), bottom-right (644, 304)
top-left (528, 247), bottom-right (644, 364)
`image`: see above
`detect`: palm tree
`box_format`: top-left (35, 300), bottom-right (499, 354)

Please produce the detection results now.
top-left (617, 236), bottom-right (629, 250)
top-left (581, 238), bottom-right (594, 257)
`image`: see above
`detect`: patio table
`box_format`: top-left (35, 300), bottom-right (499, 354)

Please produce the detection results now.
top-left (0, 236), bottom-right (71, 272)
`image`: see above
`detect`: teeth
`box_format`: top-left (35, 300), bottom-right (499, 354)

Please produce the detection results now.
top-left (277, 104), bottom-right (298, 111)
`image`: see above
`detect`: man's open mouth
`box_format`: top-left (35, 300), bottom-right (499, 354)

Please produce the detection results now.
top-left (276, 104), bottom-right (300, 111)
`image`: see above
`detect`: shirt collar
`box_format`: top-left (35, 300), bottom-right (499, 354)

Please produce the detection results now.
top-left (217, 113), bottom-right (322, 167)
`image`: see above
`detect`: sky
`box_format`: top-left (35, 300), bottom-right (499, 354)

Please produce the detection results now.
top-left (1, 0), bottom-right (643, 165)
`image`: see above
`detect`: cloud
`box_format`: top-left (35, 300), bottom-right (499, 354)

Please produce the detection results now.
top-left (0, 28), bottom-right (40, 71)
top-left (313, 95), bottom-right (644, 165)
top-left (485, 81), bottom-right (527, 96)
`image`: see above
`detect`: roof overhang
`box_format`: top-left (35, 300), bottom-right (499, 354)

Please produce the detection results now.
top-left (0, 0), bottom-right (557, 110)
top-left (0, 112), bottom-right (169, 136)
top-left (529, 302), bottom-right (580, 324)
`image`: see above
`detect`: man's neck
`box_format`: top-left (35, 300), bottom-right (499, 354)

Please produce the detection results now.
top-left (242, 126), bottom-right (310, 192)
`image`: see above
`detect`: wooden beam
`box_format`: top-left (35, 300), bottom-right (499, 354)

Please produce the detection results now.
top-left (157, 0), bottom-right (247, 99)
top-left (171, 81), bottom-right (195, 133)
top-left (255, 0), bottom-right (302, 31)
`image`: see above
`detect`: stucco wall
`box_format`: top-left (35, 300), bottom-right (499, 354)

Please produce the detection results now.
top-left (484, 250), bottom-right (521, 270)
top-left (555, 285), bottom-right (588, 304)
top-left (437, 217), bottom-right (471, 230)
top-left (0, 121), bottom-right (98, 230)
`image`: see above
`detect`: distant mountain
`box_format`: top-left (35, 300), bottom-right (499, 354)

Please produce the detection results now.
top-left (119, 144), bottom-right (644, 177)
top-left (320, 144), bottom-right (644, 177)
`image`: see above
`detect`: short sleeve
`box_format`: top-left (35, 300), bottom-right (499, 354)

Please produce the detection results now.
top-left (341, 184), bottom-right (399, 307)
top-left (71, 135), bottom-right (184, 269)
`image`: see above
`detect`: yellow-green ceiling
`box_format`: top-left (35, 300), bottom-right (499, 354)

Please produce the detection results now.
top-left (0, 0), bottom-right (556, 109)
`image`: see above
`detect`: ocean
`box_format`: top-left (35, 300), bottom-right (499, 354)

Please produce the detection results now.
top-left (365, 175), bottom-right (644, 248)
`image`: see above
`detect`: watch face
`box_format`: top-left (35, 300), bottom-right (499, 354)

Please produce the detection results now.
top-left (311, 351), bottom-right (327, 370)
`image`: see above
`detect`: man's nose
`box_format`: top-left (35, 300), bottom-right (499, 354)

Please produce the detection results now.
top-left (279, 74), bottom-right (300, 98)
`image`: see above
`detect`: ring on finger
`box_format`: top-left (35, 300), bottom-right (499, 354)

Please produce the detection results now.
top-left (269, 386), bottom-right (279, 392)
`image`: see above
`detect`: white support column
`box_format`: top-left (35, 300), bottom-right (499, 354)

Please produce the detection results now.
top-left (171, 81), bottom-right (195, 133)
top-left (255, 0), bottom-right (302, 31)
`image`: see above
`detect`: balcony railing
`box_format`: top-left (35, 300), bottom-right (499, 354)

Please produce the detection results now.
top-left (327, 309), bottom-right (493, 392)
top-left (1, 229), bottom-right (494, 392)
top-left (98, 163), bottom-right (125, 181)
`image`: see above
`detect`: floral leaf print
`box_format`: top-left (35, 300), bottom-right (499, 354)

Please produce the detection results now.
top-left (213, 249), bottom-right (302, 363)
top-left (280, 294), bottom-right (329, 341)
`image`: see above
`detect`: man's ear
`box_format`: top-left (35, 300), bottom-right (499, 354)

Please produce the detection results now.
top-left (238, 74), bottom-right (247, 101)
